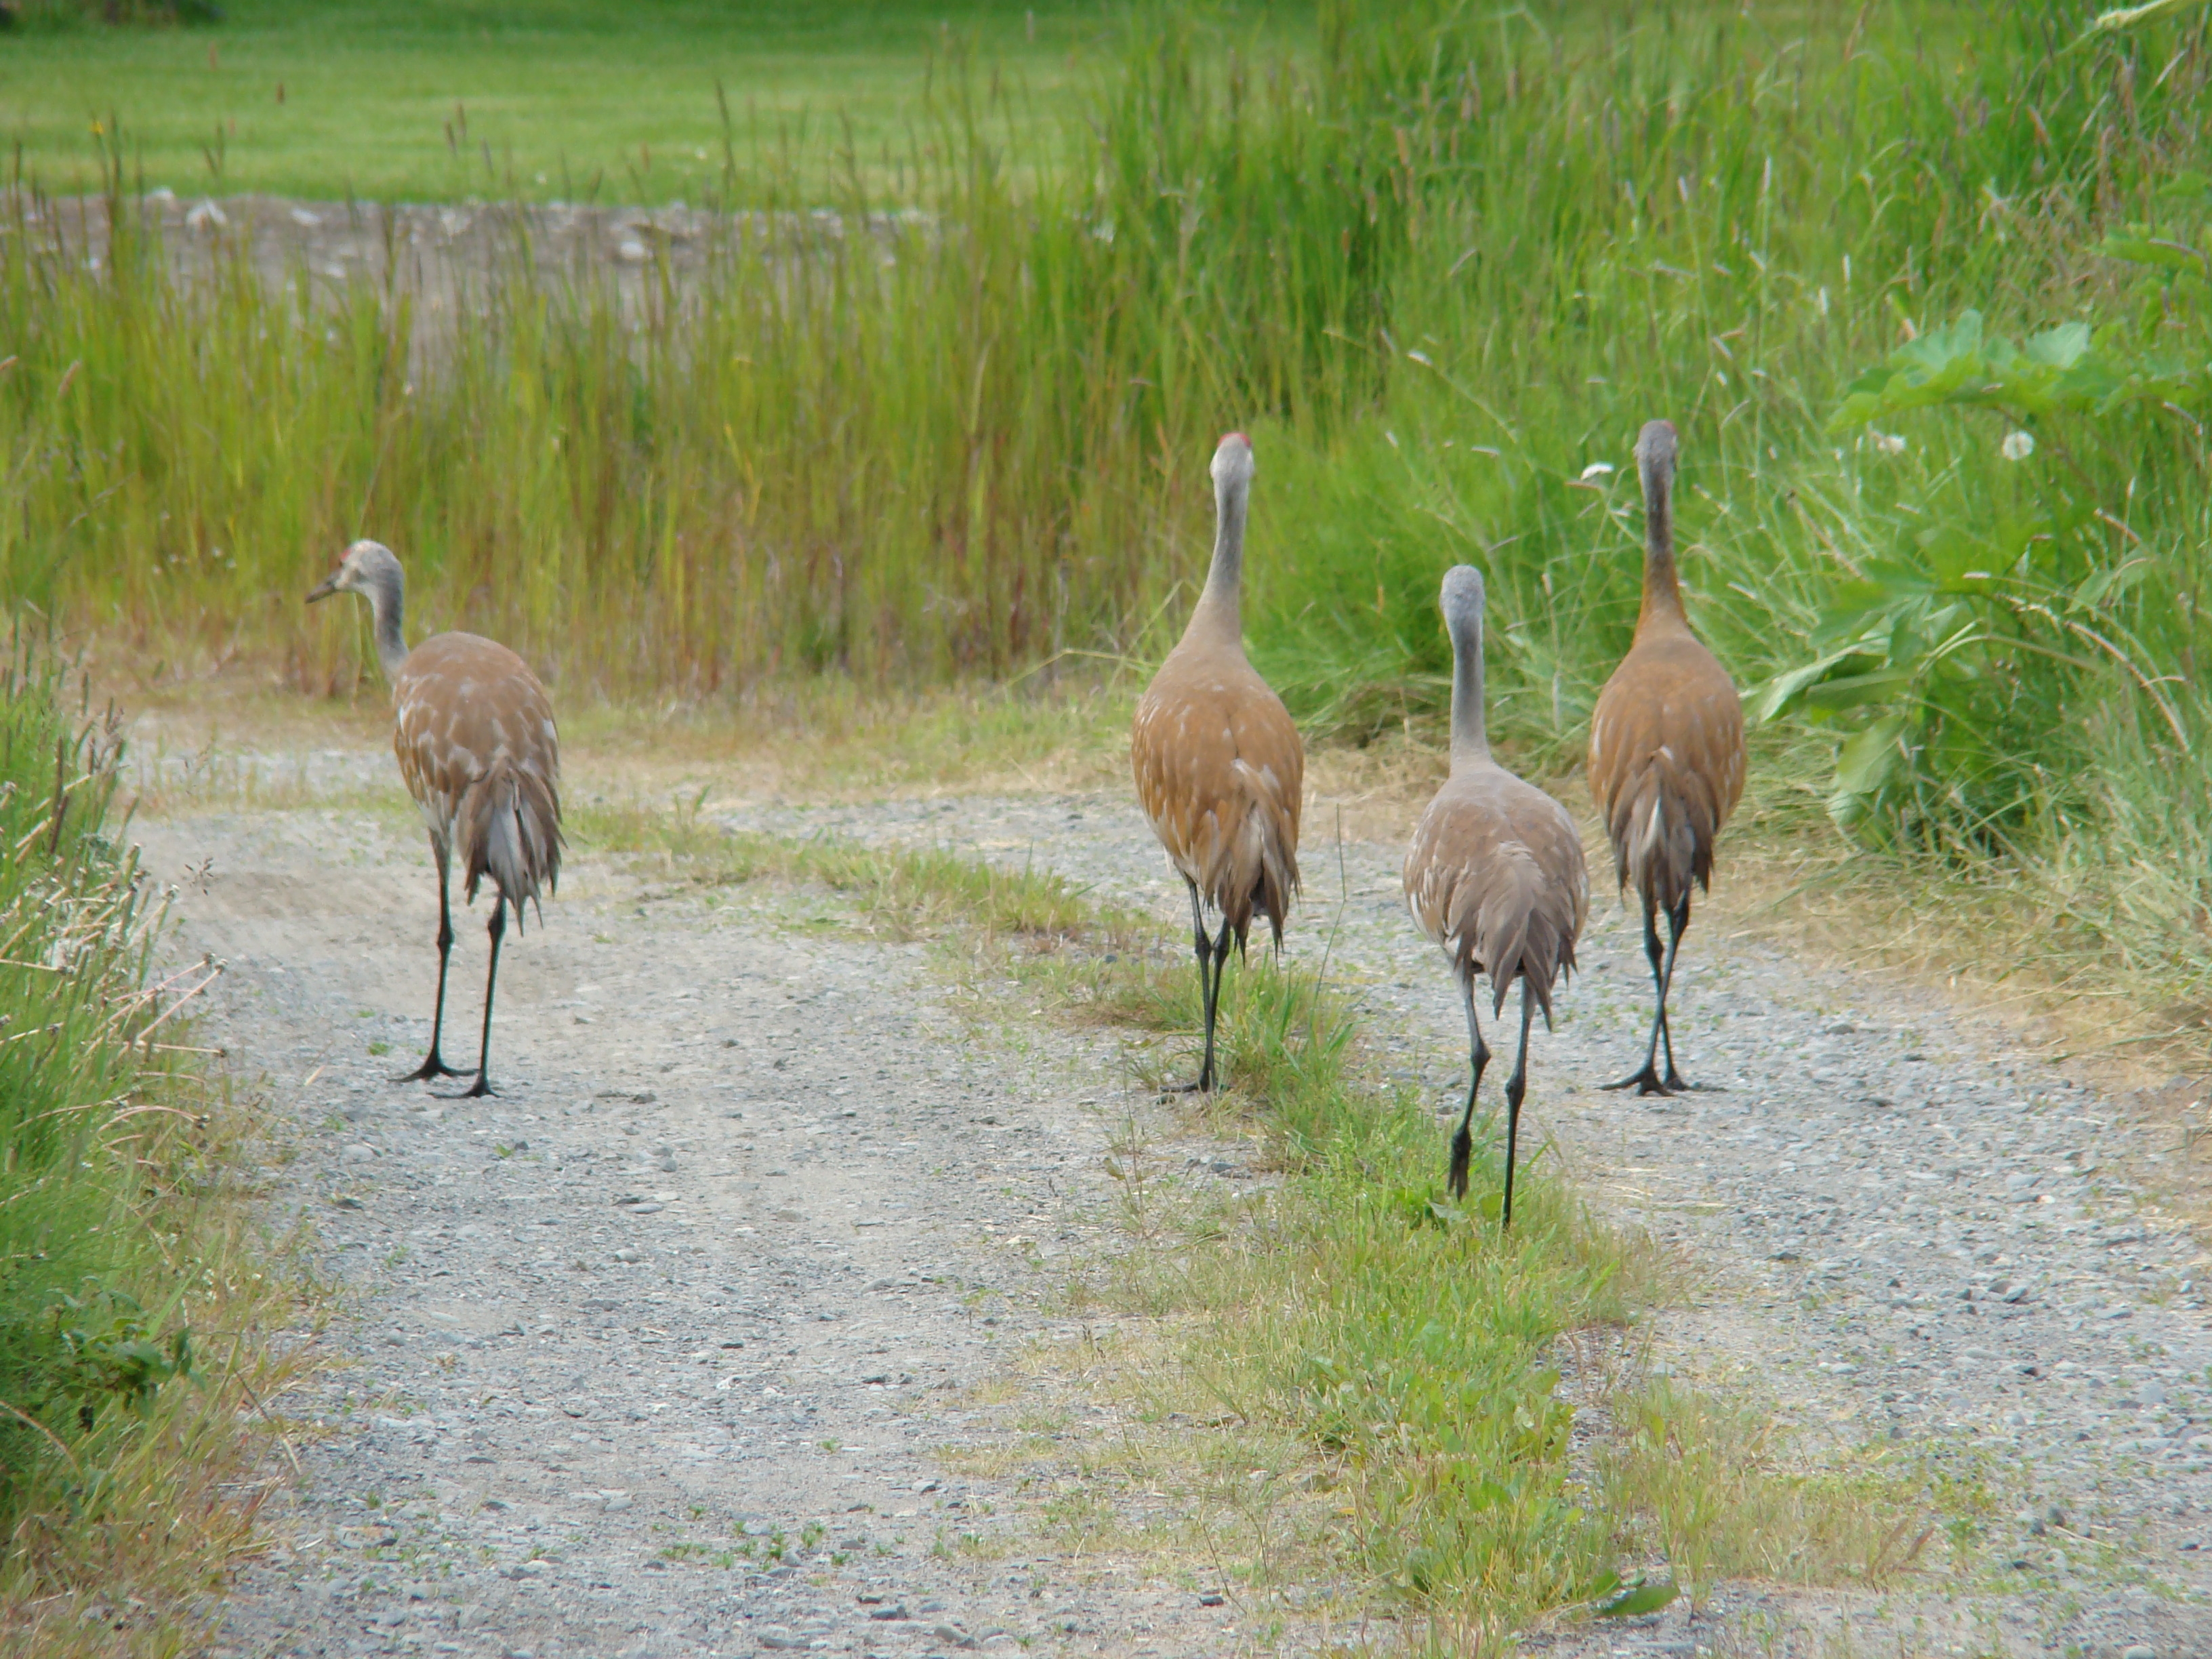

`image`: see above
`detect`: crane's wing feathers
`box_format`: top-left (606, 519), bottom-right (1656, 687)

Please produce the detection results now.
top-left (1587, 632), bottom-right (1742, 909)
top-left (1404, 766), bottom-right (1588, 1018)
top-left (393, 632), bottom-right (565, 927)
top-left (1131, 649), bottom-right (1304, 948)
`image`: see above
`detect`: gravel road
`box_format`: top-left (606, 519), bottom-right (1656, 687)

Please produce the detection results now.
top-left (135, 745), bottom-right (2212, 1659)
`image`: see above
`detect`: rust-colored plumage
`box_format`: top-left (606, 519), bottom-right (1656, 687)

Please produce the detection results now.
top-left (310, 540), bottom-right (564, 1097)
top-left (1404, 566), bottom-right (1588, 1225)
top-left (1131, 433), bottom-right (1303, 1092)
top-left (1586, 420), bottom-right (1744, 1095)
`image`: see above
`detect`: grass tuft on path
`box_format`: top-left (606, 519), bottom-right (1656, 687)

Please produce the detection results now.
top-left (571, 800), bottom-right (1134, 945)
top-left (0, 633), bottom-right (302, 1658)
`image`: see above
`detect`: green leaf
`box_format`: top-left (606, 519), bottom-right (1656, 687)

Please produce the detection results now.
top-left (1595, 1579), bottom-right (1680, 1617)
top-left (2097, 232), bottom-right (2207, 272)
top-left (2021, 322), bottom-right (2091, 369)
top-left (1749, 648), bottom-right (1864, 724)
top-left (1835, 716), bottom-right (1908, 796)
top-left (2073, 557), bottom-right (2152, 608)
top-left (1801, 670), bottom-right (1914, 715)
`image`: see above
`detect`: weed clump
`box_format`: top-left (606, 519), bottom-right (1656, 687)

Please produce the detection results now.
top-left (0, 633), bottom-right (294, 1656)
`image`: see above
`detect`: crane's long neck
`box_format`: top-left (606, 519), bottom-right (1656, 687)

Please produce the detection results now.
top-left (1190, 470), bottom-right (1248, 644)
top-left (1448, 604), bottom-right (1489, 766)
top-left (1637, 454), bottom-right (1685, 634)
top-left (363, 565), bottom-right (411, 681)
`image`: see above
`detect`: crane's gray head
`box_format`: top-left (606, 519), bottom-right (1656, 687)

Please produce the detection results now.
top-left (1210, 431), bottom-right (1255, 494)
top-left (1635, 419), bottom-right (1678, 484)
top-left (306, 539), bottom-right (404, 607)
top-left (1440, 563), bottom-right (1486, 634)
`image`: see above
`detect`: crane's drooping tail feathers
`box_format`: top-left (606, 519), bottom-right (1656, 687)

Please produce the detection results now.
top-left (457, 762), bottom-right (564, 930)
top-left (1607, 767), bottom-right (1721, 912)
top-left (1450, 848), bottom-right (1578, 1021)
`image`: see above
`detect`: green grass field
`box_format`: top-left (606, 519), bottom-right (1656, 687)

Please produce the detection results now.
top-left (0, 0), bottom-right (1158, 202)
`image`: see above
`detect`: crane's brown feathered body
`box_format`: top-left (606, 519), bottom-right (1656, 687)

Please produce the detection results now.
top-left (1405, 764), bottom-right (1586, 1021)
top-left (1130, 653), bottom-right (1302, 954)
top-left (1588, 623), bottom-right (1742, 913)
top-left (1131, 434), bottom-right (1303, 1092)
top-left (1585, 420), bottom-right (1744, 1096)
top-left (393, 632), bottom-right (564, 928)
top-left (308, 539), bottom-right (562, 1097)
top-left (1404, 564), bottom-right (1586, 1221)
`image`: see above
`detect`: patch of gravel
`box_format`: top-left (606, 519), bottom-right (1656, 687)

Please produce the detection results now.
top-left (715, 790), bottom-right (2212, 1656)
top-left (135, 801), bottom-right (1277, 1659)
top-left (131, 752), bottom-right (2212, 1658)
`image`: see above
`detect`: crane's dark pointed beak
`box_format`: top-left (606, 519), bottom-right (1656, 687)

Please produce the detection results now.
top-left (306, 573), bottom-right (340, 604)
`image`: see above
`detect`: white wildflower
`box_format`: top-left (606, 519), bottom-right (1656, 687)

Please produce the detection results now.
top-left (1870, 431), bottom-right (1908, 456)
top-left (2002, 430), bottom-right (2036, 462)
top-left (1578, 462), bottom-right (1616, 481)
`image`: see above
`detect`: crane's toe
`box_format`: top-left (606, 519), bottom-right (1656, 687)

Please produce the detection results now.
top-left (393, 1052), bottom-right (470, 1084)
top-left (1446, 1131), bottom-right (1473, 1200)
top-left (1601, 1064), bottom-right (1676, 1098)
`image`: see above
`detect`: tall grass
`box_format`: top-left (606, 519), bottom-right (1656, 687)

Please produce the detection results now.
top-left (0, 634), bottom-right (295, 1656)
top-left (6, 1), bottom-right (2212, 982)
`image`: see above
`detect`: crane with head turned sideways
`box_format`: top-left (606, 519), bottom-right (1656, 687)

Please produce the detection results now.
top-left (1586, 419), bottom-right (1745, 1096)
top-left (1404, 565), bottom-right (1587, 1228)
top-left (1130, 433), bottom-right (1304, 1093)
top-left (308, 539), bottom-right (563, 1099)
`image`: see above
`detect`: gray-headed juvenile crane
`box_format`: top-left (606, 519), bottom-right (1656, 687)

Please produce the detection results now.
top-left (1586, 420), bottom-right (1744, 1096)
top-left (1404, 566), bottom-right (1587, 1227)
top-left (308, 539), bottom-right (563, 1099)
top-left (1130, 432), bottom-right (1303, 1093)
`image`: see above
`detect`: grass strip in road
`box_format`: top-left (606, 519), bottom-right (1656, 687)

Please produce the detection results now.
top-left (1026, 949), bottom-right (1942, 1650)
top-left (571, 800), bottom-right (1134, 946)
top-left (0, 638), bottom-right (303, 1659)
top-left (573, 800), bottom-right (1941, 1647)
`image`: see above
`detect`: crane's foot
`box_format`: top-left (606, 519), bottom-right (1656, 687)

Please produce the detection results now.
top-left (1446, 1128), bottom-right (1473, 1200)
top-left (436, 1073), bottom-right (497, 1101)
top-left (1163, 1057), bottom-right (1221, 1095)
top-left (394, 1051), bottom-right (469, 1084)
top-left (1600, 1064), bottom-right (1675, 1098)
top-left (1665, 1070), bottom-right (1725, 1093)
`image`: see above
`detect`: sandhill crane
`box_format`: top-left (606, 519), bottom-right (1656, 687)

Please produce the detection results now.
top-left (1404, 567), bottom-right (1587, 1227)
top-left (1130, 433), bottom-right (1303, 1092)
top-left (1586, 420), bottom-right (1744, 1096)
top-left (308, 540), bottom-right (563, 1098)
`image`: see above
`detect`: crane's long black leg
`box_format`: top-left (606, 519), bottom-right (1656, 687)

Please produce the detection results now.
top-left (449, 896), bottom-right (507, 1100)
top-left (1501, 979), bottom-right (1536, 1231)
top-left (1658, 893), bottom-right (1721, 1092)
top-left (1196, 916), bottom-right (1234, 1093)
top-left (1602, 895), bottom-right (1673, 1096)
top-left (397, 842), bottom-right (468, 1083)
top-left (1447, 972), bottom-right (1492, 1200)
top-left (1170, 880), bottom-right (1217, 1094)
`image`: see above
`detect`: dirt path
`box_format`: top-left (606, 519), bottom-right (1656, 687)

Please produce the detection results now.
top-left (140, 745), bottom-right (2212, 1658)
top-left (714, 796), bottom-right (2212, 1656)
top-left (142, 794), bottom-right (1261, 1659)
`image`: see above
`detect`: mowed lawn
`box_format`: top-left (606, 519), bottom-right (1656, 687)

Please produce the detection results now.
top-left (0, 0), bottom-right (1167, 203)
